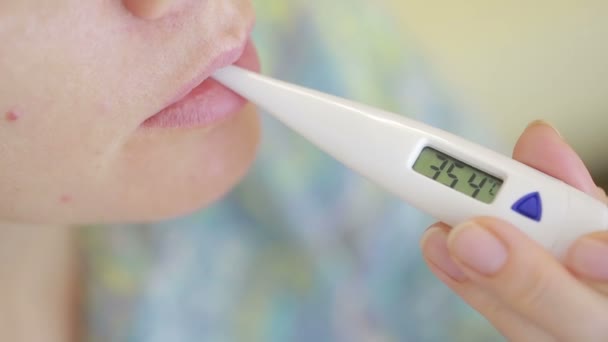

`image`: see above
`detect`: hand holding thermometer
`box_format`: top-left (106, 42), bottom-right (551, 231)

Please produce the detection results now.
top-left (213, 65), bottom-right (608, 258)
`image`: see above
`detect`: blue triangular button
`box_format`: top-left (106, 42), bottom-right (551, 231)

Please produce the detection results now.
top-left (512, 192), bottom-right (543, 222)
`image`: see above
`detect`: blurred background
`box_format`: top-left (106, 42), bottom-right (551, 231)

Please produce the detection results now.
top-left (390, 0), bottom-right (608, 184)
top-left (85, 1), bottom-right (608, 341)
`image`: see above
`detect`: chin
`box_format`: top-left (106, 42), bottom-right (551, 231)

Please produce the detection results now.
top-left (37, 104), bottom-right (262, 226)
top-left (124, 104), bottom-right (261, 223)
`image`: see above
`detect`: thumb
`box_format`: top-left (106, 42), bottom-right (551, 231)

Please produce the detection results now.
top-left (512, 120), bottom-right (601, 199)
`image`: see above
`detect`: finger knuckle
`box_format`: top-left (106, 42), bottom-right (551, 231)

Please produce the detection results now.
top-left (485, 300), bottom-right (511, 318)
top-left (509, 267), bottom-right (554, 310)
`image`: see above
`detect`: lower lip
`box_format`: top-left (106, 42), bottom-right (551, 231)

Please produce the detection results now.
top-left (142, 39), bottom-right (260, 129)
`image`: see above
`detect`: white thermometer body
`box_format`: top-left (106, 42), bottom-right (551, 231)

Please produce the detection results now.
top-left (213, 66), bottom-right (608, 257)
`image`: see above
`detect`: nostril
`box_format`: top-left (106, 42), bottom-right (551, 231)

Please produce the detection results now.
top-left (123, 0), bottom-right (182, 20)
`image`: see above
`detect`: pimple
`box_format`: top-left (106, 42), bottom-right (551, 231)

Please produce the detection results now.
top-left (5, 110), bottom-right (21, 122)
top-left (60, 194), bottom-right (73, 204)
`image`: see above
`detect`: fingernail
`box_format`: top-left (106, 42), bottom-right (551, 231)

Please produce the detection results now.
top-left (448, 222), bottom-right (508, 276)
top-left (568, 238), bottom-right (608, 280)
top-left (527, 120), bottom-right (563, 139)
top-left (421, 226), bottom-right (467, 281)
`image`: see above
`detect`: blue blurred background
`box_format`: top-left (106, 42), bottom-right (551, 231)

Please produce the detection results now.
top-left (84, 1), bottom-right (608, 341)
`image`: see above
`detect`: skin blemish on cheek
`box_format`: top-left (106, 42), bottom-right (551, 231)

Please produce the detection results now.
top-left (60, 194), bottom-right (73, 204)
top-left (5, 110), bottom-right (21, 122)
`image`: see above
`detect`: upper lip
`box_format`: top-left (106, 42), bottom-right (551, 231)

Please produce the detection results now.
top-left (162, 36), bottom-right (250, 109)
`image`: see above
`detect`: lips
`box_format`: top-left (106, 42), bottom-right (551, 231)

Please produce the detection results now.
top-left (142, 38), bottom-right (260, 128)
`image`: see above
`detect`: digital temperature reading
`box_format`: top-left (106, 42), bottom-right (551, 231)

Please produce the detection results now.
top-left (413, 147), bottom-right (503, 204)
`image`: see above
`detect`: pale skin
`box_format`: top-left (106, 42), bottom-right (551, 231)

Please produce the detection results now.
top-left (1, 1), bottom-right (607, 341)
top-left (1, 0), bottom-right (258, 341)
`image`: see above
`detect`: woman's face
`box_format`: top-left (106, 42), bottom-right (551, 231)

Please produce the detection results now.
top-left (0, 0), bottom-right (260, 224)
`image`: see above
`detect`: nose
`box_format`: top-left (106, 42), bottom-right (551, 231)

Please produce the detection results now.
top-left (123, 0), bottom-right (187, 20)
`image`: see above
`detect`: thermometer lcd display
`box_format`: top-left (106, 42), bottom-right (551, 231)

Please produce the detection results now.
top-left (413, 147), bottom-right (503, 204)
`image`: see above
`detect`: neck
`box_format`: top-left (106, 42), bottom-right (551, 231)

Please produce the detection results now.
top-left (0, 222), bottom-right (80, 342)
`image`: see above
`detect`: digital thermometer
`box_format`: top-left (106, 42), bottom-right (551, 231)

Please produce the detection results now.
top-left (213, 66), bottom-right (608, 257)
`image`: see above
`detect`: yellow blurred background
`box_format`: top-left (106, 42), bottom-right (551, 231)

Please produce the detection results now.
top-left (387, 0), bottom-right (608, 178)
